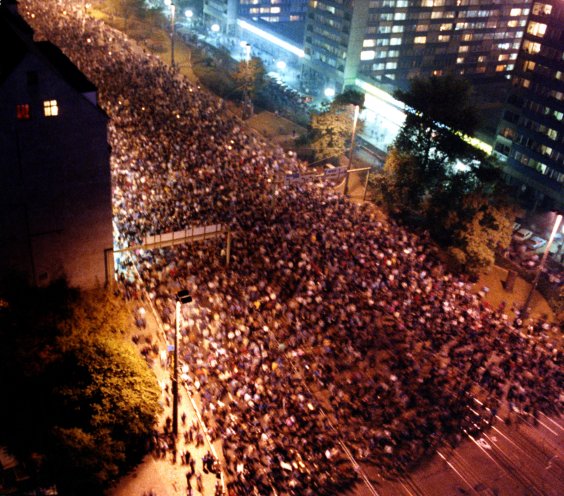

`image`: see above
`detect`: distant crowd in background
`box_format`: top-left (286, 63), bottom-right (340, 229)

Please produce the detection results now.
top-left (20, 1), bottom-right (562, 495)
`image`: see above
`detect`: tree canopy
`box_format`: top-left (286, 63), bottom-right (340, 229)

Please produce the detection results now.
top-left (0, 282), bottom-right (161, 495)
top-left (373, 75), bottom-right (516, 274)
top-left (394, 74), bottom-right (482, 186)
top-left (232, 56), bottom-right (266, 98)
top-left (308, 91), bottom-right (365, 161)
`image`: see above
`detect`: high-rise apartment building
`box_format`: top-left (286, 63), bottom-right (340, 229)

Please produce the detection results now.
top-left (238, 0), bottom-right (308, 23)
top-left (204, 0), bottom-right (306, 34)
top-left (302, 0), bottom-right (532, 92)
top-left (494, 0), bottom-right (564, 209)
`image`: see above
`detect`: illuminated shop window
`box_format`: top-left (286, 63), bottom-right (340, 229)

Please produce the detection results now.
top-left (43, 99), bottom-right (59, 117)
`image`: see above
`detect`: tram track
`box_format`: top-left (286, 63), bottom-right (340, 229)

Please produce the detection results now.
top-left (117, 229), bottom-right (562, 496)
top-left (467, 431), bottom-right (550, 496)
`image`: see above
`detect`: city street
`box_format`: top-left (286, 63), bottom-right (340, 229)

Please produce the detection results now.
top-left (10, 2), bottom-right (562, 496)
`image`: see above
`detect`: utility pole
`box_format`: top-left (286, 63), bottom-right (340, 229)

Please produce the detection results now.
top-left (521, 214), bottom-right (562, 317)
top-left (165, 0), bottom-right (176, 68)
top-left (173, 289), bottom-right (192, 442)
top-left (343, 104), bottom-right (360, 197)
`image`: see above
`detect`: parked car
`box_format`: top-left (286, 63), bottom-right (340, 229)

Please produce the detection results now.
top-left (513, 221), bottom-right (521, 231)
top-left (513, 228), bottom-right (533, 242)
top-left (526, 235), bottom-right (547, 251)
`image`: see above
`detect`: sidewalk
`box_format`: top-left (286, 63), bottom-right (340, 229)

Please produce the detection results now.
top-left (109, 300), bottom-right (224, 496)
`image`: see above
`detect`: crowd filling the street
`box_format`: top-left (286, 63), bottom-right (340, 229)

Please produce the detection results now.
top-left (20, 1), bottom-right (562, 495)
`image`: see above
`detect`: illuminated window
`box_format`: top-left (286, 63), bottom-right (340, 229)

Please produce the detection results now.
top-left (361, 50), bottom-right (375, 60)
top-left (386, 61), bottom-right (397, 69)
top-left (363, 39), bottom-right (375, 48)
top-left (390, 37), bottom-right (401, 45)
top-left (16, 104), bottom-right (30, 120)
top-left (416, 24), bottom-right (428, 32)
top-left (496, 64), bottom-right (506, 72)
top-left (532, 3), bottom-right (552, 16)
top-left (523, 60), bottom-right (536, 71)
top-left (394, 12), bottom-right (406, 20)
top-left (414, 36), bottom-right (427, 44)
top-left (438, 35), bottom-right (450, 42)
top-left (440, 23), bottom-right (452, 31)
top-left (510, 8), bottom-right (522, 16)
top-left (521, 78), bottom-right (530, 88)
top-left (433, 69), bottom-right (443, 76)
top-left (477, 55), bottom-right (486, 63)
top-left (43, 99), bottom-right (59, 117)
top-left (527, 21), bottom-right (547, 37)
top-left (508, 20), bottom-right (518, 27)
top-left (462, 33), bottom-right (472, 41)
top-left (523, 40), bottom-right (541, 53)
top-left (456, 57), bottom-right (464, 63)
top-left (270, 7), bottom-right (280, 13)
top-left (458, 45), bottom-right (468, 53)
top-left (498, 54), bottom-right (509, 61)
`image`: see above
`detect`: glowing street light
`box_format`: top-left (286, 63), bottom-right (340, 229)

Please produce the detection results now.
top-left (324, 87), bottom-right (335, 98)
top-left (185, 9), bottom-right (193, 19)
top-left (211, 23), bottom-right (220, 33)
top-left (276, 60), bottom-right (286, 70)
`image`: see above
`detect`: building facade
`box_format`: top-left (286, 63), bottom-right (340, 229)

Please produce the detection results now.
top-left (0, 4), bottom-right (113, 288)
top-left (238, 0), bottom-right (308, 23)
top-left (494, 0), bottom-right (564, 209)
top-left (203, 0), bottom-right (307, 34)
top-left (302, 0), bottom-right (532, 93)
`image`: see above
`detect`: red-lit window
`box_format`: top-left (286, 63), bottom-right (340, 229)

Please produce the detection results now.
top-left (16, 104), bottom-right (30, 120)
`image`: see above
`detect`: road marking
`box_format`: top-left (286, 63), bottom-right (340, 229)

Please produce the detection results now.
top-left (436, 450), bottom-right (481, 495)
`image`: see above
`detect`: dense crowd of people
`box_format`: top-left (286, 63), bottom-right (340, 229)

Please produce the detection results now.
top-left (20, 1), bottom-right (562, 495)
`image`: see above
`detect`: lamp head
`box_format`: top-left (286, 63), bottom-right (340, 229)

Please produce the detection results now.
top-left (176, 290), bottom-right (192, 303)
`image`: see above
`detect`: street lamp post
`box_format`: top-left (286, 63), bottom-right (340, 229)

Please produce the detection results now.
top-left (521, 213), bottom-right (562, 317)
top-left (173, 289), bottom-right (192, 442)
top-left (344, 104), bottom-right (360, 196)
top-left (242, 43), bottom-right (253, 119)
top-left (164, 0), bottom-right (176, 68)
